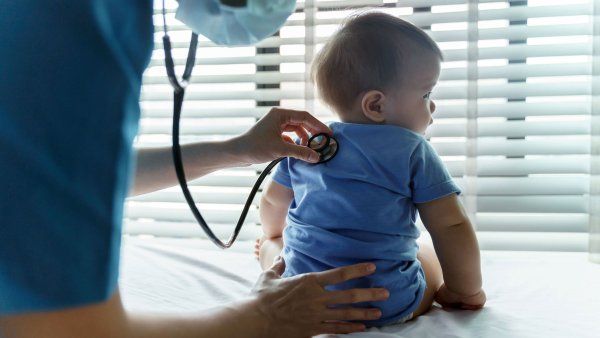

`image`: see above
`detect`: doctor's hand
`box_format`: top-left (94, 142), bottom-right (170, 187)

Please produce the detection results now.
top-left (250, 256), bottom-right (389, 337)
top-left (235, 107), bottom-right (332, 164)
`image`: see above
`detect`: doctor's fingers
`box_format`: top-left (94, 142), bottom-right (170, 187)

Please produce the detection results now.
top-left (281, 134), bottom-right (295, 144)
top-left (314, 262), bottom-right (377, 286)
top-left (280, 142), bottom-right (320, 163)
top-left (282, 124), bottom-right (309, 145)
top-left (323, 288), bottom-right (390, 306)
top-left (271, 108), bottom-right (332, 136)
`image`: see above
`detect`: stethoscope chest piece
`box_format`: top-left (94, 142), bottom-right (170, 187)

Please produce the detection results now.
top-left (308, 133), bottom-right (339, 164)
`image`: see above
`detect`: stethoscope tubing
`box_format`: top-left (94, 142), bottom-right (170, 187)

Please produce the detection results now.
top-left (166, 31), bottom-right (285, 249)
top-left (162, 0), bottom-right (337, 248)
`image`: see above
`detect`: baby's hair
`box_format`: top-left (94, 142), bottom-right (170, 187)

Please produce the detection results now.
top-left (311, 11), bottom-right (443, 115)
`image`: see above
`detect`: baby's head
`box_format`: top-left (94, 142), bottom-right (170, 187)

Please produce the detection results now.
top-left (312, 12), bottom-right (442, 134)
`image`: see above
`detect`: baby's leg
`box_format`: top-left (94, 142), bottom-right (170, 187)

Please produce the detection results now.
top-left (411, 238), bottom-right (444, 319)
top-left (258, 236), bottom-right (284, 271)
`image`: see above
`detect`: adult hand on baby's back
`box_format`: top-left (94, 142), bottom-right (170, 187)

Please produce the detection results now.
top-left (251, 256), bottom-right (389, 337)
top-left (435, 283), bottom-right (487, 310)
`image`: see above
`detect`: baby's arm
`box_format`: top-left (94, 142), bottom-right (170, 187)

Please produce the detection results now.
top-left (417, 194), bottom-right (485, 308)
top-left (259, 180), bottom-right (294, 239)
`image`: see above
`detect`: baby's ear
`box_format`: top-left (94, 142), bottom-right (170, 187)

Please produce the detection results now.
top-left (360, 90), bottom-right (386, 123)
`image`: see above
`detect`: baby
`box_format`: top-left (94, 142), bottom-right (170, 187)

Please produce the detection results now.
top-left (255, 12), bottom-right (486, 326)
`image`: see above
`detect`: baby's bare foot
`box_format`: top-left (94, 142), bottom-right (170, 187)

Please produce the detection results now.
top-left (254, 236), bottom-right (266, 261)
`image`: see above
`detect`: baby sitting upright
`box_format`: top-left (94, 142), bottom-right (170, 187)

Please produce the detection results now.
top-left (255, 11), bottom-right (486, 327)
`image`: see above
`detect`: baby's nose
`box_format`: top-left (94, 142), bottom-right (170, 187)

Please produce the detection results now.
top-left (430, 100), bottom-right (436, 113)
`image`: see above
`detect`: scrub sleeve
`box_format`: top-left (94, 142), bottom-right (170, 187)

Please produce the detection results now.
top-left (0, 0), bottom-right (153, 314)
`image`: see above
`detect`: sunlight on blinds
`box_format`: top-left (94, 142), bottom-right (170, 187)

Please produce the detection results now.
top-left (125, 0), bottom-right (593, 252)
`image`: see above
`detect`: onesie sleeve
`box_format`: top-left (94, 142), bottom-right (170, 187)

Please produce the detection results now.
top-left (271, 157), bottom-right (292, 189)
top-left (409, 139), bottom-right (461, 204)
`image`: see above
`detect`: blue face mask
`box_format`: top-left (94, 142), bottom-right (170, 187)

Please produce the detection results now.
top-left (176, 0), bottom-right (297, 46)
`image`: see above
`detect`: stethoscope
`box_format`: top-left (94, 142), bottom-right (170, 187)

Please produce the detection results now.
top-left (160, 1), bottom-right (339, 249)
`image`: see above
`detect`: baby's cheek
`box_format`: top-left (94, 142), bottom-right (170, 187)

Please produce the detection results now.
top-left (417, 110), bottom-right (430, 125)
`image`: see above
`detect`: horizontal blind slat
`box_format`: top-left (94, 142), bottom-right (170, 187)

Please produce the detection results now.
top-left (445, 157), bottom-right (590, 176)
top-left (148, 42), bottom-right (592, 67)
top-left (125, 202), bottom-right (260, 223)
top-left (428, 120), bottom-right (590, 138)
top-left (440, 63), bottom-right (590, 81)
top-left (478, 196), bottom-right (587, 213)
top-left (286, 4), bottom-right (591, 27)
top-left (453, 177), bottom-right (589, 196)
top-left (444, 43), bottom-right (591, 62)
top-left (147, 54), bottom-right (304, 67)
top-left (476, 213), bottom-right (589, 233)
top-left (476, 231), bottom-right (588, 252)
top-left (124, 220), bottom-right (262, 240)
top-left (156, 3), bottom-right (589, 31)
top-left (143, 62), bottom-right (591, 84)
top-left (143, 72), bottom-right (304, 85)
top-left (153, 23), bottom-right (592, 48)
top-left (433, 139), bottom-right (589, 156)
top-left (139, 81), bottom-right (592, 102)
top-left (434, 102), bottom-right (590, 119)
top-left (131, 189), bottom-right (261, 205)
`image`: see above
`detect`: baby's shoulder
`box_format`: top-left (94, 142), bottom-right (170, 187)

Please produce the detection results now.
top-left (370, 125), bottom-right (429, 160)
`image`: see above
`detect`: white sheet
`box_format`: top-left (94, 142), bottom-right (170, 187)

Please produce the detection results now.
top-left (120, 236), bottom-right (600, 338)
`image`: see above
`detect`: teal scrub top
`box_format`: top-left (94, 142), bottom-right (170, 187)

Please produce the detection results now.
top-left (0, 0), bottom-right (153, 314)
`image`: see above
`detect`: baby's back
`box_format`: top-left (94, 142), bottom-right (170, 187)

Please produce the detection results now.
top-left (271, 122), bottom-right (459, 326)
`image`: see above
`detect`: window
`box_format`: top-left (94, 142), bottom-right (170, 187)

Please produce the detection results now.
top-left (125, 0), bottom-right (596, 252)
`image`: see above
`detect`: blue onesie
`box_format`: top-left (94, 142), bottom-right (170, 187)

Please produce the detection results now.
top-left (271, 122), bottom-right (461, 326)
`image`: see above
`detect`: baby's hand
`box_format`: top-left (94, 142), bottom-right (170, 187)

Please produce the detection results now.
top-left (434, 283), bottom-right (486, 310)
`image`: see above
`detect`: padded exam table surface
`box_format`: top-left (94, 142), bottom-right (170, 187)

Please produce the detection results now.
top-left (120, 236), bottom-right (600, 338)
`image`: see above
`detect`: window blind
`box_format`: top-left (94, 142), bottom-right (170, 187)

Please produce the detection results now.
top-left (125, 0), bottom-right (594, 252)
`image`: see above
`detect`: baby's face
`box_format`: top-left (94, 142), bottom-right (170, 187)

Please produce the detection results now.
top-left (385, 52), bottom-right (441, 135)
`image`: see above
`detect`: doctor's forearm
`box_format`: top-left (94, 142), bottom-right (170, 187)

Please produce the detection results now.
top-left (130, 136), bottom-right (250, 196)
top-left (0, 290), bottom-right (267, 338)
top-left (127, 298), bottom-right (267, 338)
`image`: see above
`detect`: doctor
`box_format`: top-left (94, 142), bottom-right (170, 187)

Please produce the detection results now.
top-left (0, 0), bottom-right (389, 337)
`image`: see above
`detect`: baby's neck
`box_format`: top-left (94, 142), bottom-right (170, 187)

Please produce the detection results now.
top-left (336, 109), bottom-right (381, 125)
top-left (336, 111), bottom-right (422, 134)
